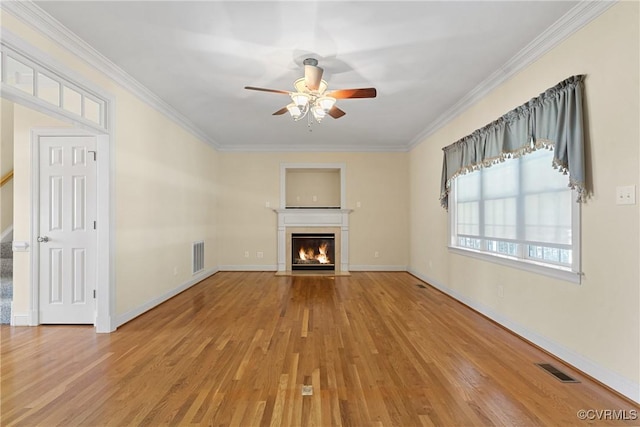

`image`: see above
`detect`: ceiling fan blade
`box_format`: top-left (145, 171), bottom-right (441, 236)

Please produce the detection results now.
top-left (245, 86), bottom-right (290, 95)
top-left (327, 106), bottom-right (346, 119)
top-left (304, 64), bottom-right (324, 91)
top-left (272, 106), bottom-right (288, 116)
top-left (329, 88), bottom-right (377, 99)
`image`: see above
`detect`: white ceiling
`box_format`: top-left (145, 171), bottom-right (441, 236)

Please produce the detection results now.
top-left (34, 1), bottom-right (580, 152)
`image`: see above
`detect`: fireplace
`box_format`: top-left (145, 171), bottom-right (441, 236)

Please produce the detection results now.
top-left (291, 233), bottom-right (335, 271)
top-left (274, 208), bottom-right (351, 273)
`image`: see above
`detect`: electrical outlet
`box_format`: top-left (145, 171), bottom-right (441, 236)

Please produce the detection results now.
top-left (173, 266), bottom-right (178, 276)
top-left (374, 251), bottom-right (379, 258)
top-left (257, 251), bottom-right (264, 258)
top-left (301, 385), bottom-right (313, 396)
top-left (244, 251), bottom-right (249, 258)
top-left (616, 185), bottom-right (636, 205)
top-left (265, 201), bottom-right (270, 208)
top-left (356, 201), bottom-right (361, 208)
top-left (312, 195), bottom-right (317, 202)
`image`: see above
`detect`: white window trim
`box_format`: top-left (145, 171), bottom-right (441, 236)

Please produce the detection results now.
top-left (1, 33), bottom-right (110, 133)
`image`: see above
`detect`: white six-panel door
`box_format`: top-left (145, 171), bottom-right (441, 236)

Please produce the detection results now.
top-left (38, 135), bottom-right (97, 324)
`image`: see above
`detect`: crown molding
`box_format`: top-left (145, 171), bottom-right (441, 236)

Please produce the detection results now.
top-left (216, 143), bottom-right (409, 153)
top-left (1, 0), bottom-right (221, 150)
top-left (407, 0), bottom-right (617, 150)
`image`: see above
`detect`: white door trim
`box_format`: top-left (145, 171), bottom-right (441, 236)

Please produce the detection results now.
top-left (30, 128), bottom-right (113, 332)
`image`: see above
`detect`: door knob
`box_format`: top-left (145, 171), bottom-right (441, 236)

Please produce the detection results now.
top-left (37, 236), bottom-right (49, 243)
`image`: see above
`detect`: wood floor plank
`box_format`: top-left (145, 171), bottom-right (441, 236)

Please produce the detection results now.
top-left (1, 271), bottom-right (638, 426)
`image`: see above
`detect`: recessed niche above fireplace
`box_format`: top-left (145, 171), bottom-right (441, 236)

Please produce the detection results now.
top-left (281, 163), bottom-right (346, 209)
top-left (286, 169), bottom-right (340, 208)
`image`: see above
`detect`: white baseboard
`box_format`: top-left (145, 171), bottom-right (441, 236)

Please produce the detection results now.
top-left (218, 265), bottom-right (278, 271)
top-left (349, 265), bottom-right (407, 272)
top-left (217, 265), bottom-right (408, 272)
top-left (114, 267), bottom-right (218, 328)
top-left (11, 306), bottom-right (30, 326)
top-left (408, 268), bottom-right (640, 404)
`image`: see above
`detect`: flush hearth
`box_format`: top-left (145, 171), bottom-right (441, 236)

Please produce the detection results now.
top-left (291, 233), bottom-right (335, 271)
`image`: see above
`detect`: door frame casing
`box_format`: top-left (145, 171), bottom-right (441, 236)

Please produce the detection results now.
top-left (30, 128), bottom-right (112, 332)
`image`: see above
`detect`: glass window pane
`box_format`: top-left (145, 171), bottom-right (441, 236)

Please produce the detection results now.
top-left (522, 149), bottom-right (569, 192)
top-left (456, 171), bottom-right (481, 202)
top-left (62, 85), bottom-right (83, 115)
top-left (524, 191), bottom-right (572, 244)
top-left (84, 97), bottom-right (101, 124)
top-left (37, 73), bottom-right (61, 106)
top-left (459, 237), bottom-right (481, 250)
top-left (457, 201), bottom-right (479, 236)
top-left (527, 244), bottom-right (571, 266)
top-left (487, 240), bottom-right (518, 256)
top-left (6, 56), bottom-right (34, 95)
top-left (484, 198), bottom-right (517, 239)
top-left (483, 159), bottom-right (518, 198)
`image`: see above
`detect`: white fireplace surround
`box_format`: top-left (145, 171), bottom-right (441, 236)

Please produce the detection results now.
top-left (276, 162), bottom-right (351, 272)
top-left (274, 208), bottom-right (352, 272)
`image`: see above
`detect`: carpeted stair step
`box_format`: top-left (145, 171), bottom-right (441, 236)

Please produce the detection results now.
top-left (0, 241), bottom-right (12, 259)
top-left (0, 299), bottom-right (11, 324)
top-left (1, 241), bottom-right (13, 325)
top-left (0, 275), bottom-right (11, 324)
top-left (1, 276), bottom-right (12, 299)
top-left (1, 258), bottom-right (12, 278)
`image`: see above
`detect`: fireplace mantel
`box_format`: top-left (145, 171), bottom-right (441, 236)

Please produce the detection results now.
top-left (273, 208), bottom-right (352, 273)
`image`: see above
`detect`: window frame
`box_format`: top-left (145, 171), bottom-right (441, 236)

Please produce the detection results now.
top-left (448, 152), bottom-right (582, 284)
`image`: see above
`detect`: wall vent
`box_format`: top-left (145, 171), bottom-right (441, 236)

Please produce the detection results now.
top-left (192, 241), bottom-right (204, 274)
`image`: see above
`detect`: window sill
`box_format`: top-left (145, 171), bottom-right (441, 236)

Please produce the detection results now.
top-left (448, 246), bottom-right (581, 284)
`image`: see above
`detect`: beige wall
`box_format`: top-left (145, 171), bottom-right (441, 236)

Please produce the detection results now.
top-left (217, 152), bottom-right (409, 269)
top-left (1, 99), bottom-right (14, 236)
top-left (114, 94), bottom-right (218, 316)
top-left (409, 2), bottom-right (639, 397)
top-left (1, 11), bottom-right (219, 320)
top-left (286, 169), bottom-right (341, 207)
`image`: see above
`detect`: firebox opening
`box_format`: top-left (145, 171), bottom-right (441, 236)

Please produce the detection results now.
top-left (291, 233), bottom-right (335, 271)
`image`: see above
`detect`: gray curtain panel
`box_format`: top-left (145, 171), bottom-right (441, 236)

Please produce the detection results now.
top-left (440, 75), bottom-right (586, 209)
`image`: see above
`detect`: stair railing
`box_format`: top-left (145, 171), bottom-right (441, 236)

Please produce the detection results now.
top-left (0, 170), bottom-right (13, 187)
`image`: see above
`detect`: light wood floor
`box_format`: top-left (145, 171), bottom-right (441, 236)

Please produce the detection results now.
top-left (1, 272), bottom-right (638, 426)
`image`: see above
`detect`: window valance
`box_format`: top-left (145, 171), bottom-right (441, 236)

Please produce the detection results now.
top-left (440, 75), bottom-right (587, 209)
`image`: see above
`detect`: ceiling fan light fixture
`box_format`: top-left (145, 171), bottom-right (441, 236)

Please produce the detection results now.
top-left (294, 78), bottom-right (328, 94)
top-left (286, 103), bottom-right (303, 120)
top-left (245, 58), bottom-right (377, 126)
top-left (291, 92), bottom-right (310, 109)
top-left (317, 96), bottom-right (336, 113)
top-left (311, 105), bottom-right (326, 122)
top-left (317, 80), bottom-right (328, 94)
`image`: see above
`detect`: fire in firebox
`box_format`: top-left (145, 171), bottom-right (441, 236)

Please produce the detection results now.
top-left (298, 241), bottom-right (330, 264)
top-left (292, 233), bottom-right (335, 270)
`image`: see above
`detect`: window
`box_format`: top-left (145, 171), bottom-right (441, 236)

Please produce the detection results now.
top-left (450, 148), bottom-right (580, 281)
top-left (1, 43), bottom-right (108, 131)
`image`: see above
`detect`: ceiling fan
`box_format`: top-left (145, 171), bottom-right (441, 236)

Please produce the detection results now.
top-left (244, 58), bottom-right (377, 124)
